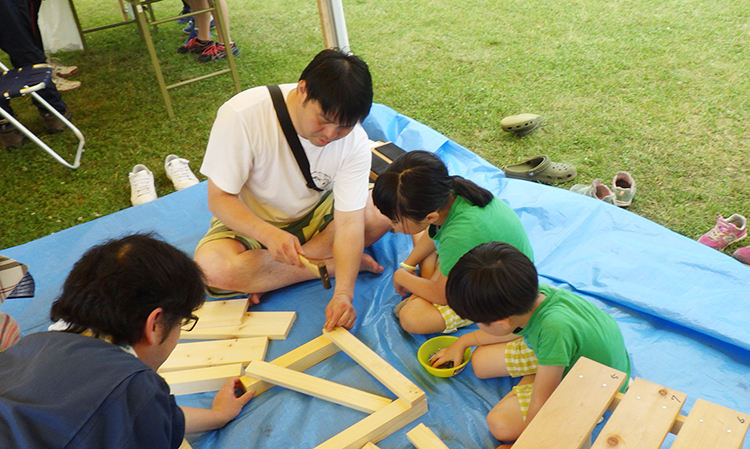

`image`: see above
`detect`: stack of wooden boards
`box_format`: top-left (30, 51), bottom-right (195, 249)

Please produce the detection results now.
top-left (159, 297), bottom-right (296, 395)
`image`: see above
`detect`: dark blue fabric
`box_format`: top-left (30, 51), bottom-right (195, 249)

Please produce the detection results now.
top-left (0, 332), bottom-right (185, 449)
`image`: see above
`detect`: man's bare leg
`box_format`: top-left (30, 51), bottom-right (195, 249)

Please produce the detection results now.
top-left (194, 193), bottom-right (392, 295)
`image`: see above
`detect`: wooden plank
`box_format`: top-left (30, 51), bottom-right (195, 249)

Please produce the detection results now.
top-left (361, 443), bottom-right (380, 449)
top-left (158, 337), bottom-right (268, 373)
top-left (315, 398), bottom-right (428, 449)
top-left (191, 298), bottom-right (249, 328)
top-left (592, 377), bottom-right (686, 449)
top-left (181, 311), bottom-right (296, 341)
top-left (244, 360), bottom-right (393, 414)
top-left (161, 363), bottom-right (242, 396)
top-left (323, 328), bottom-right (425, 407)
top-left (178, 439), bottom-right (192, 449)
top-left (670, 398), bottom-right (750, 449)
top-left (240, 334), bottom-right (341, 394)
top-left (406, 423), bottom-right (450, 449)
top-left (514, 357), bottom-right (627, 449)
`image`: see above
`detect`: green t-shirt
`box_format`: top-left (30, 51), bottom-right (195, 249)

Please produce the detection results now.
top-left (429, 195), bottom-right (534, 277)
top-left (518, 285), bottom-right (631, 388)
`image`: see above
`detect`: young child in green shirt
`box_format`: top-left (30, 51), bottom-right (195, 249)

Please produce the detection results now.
top-left (372, 150), bottom-right (533, 334)
top-left (431, 242), bottom-right (630, 447)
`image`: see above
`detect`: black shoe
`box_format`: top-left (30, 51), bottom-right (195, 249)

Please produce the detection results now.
top-left (40, 105), bottom-right (73, 134)
top-left (0, 119), bottom-right (26, 149)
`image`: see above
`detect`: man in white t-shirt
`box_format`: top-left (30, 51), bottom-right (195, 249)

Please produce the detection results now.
top-left (195, 49), bottom-right (391, 331)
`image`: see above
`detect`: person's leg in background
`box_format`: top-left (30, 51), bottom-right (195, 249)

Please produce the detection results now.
top-left (0, 0), bottom-right (72, 147)
top-left (191, 0), bottom-right (239, 63)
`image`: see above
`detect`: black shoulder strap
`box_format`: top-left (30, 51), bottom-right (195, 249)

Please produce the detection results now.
top-left (267, 85), bottom-right (323, 192)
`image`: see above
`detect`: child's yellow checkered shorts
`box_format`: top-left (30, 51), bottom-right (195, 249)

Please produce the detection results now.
top-left (436, 304), bottom-right (474, 333)
top-left (504, 337), bottom-right (538, 419)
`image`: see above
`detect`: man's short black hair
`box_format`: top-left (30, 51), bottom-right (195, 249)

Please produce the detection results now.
top-left (50, 234), bottom-right (206, 346)
top-left (446, 242), bottom-right (539, 323)
top-left (299, 48), bottom-right (373, 127)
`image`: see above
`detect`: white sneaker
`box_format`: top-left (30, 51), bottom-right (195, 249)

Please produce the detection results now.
top-left (165, 154), bottom-right (199, 190)
top-left (129, 164), bottom-right (158, 206)
top-left (570, 178), bottom-right (616, 204)
top-left (611, 171), bottom-right (636, 207)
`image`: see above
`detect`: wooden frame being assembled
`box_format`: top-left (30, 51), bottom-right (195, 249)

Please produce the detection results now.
top-left (240, 328), bottom-right (427, 448)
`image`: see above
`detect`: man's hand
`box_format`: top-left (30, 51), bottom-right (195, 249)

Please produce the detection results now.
top-left (264, 227), bottom-right (304, 267)
top-left (211, 377), bottom-right (255, 424)
top-left (324, 292), bottom-right (356, 331)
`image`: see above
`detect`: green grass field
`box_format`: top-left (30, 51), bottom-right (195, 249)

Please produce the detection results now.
top-left (2, 0), bottom-right (748, 257)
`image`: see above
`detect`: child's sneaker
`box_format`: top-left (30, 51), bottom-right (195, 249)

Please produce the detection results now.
top-left (611, 171), bottom-right (636, 207)
top-left (570, 178), bottom-right (616, 204)
top-left (129, 164), bottom-right (158, 206)
top-left (196, 42), bottom-right (240, 63)
top-left (733, 246), bottom-right (750, 265)
top-left (698, 214), bottom-right (747, 250)
top-left (165, 154), bottom-right (199, 190)
top-left (177, 37), bottom-right (214, 54)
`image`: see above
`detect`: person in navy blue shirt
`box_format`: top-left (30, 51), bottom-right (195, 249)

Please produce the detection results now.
top-left (0, 234), bottom-right (254, 449)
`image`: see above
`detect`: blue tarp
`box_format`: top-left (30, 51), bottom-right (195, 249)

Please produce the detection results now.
top-left (2, 103), bottom-right (749, 448)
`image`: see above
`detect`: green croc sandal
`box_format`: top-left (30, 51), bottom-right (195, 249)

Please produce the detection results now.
top-left (501, 113), bottom-right (542, 136)
top-left (503, 155), bottom-right (577, 184)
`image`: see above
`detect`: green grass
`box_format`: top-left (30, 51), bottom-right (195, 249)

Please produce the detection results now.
top-left (2, 0), bottom-right (749, 255)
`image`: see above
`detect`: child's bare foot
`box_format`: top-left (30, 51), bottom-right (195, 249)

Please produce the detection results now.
top-left (360, 253), bottom-right (383, 274)
top-left (496, 444), bottom-right (514, 449)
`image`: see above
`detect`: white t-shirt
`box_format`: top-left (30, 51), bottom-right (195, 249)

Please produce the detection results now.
top-left (200, 84), bottom-right (371, 224)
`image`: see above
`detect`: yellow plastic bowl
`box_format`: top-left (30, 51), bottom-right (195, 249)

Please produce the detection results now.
top-left (417, 336), bottom-right (472, 378)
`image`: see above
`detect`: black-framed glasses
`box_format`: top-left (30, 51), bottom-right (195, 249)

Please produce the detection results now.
top-left (181, 314), bottom-right (200, 332)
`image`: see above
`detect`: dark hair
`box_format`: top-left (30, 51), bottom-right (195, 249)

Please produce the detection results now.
top-left (50, 234), bottom-right (206, 346)
top-left (299, 48), bottom-right (373, 127)
top-left (446, 242), bottom-right (538, 323)
top-left (372, 150), bottom-right (494, 222)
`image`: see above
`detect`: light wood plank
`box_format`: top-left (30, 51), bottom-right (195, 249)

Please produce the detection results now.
top-left (323, 328), bottom-right (425, 407)
top-left (240, 334), bottom-right (340, 394)
top-left (315, 398), bottom-right (428, 449)
top-left (244, 360), bottom-right (392, 414)
top-left (670, 398), bottom-right (750, 449)
top-left (514, 357), bottom-right (627, 449)
top-left (178, 439), bottom-right (192, 449)
top-left (361, 443), bottom-right (380, 449)
top-left (406, 423), bottom-right (450, 449)
top-left (158, 337), bottom-right (267, 373)
top-left (180, 311), bottom-right (296, 340)
top-left (592, 377), bottom-right (685, 449)
top-left (191, 298), bottom-right (249, 328)
top-left (161, 363), bottom-right (242, 396)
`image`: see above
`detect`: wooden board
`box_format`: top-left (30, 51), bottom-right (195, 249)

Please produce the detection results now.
top-left (323, 328), bottom-right (425, 407)
top-left (158, 337), bottom-right (268, 373)
top-left (406, 423), bottom-right (450, 449)
top-left (592, 377), bottom-right (686, 449)
top-left (181, 311), bottom-right (296, 341)
top-left (315, 398), bottom-right (428, 449)
top-left (191, 298), bottom-right (249, 328)
top-left (160, 363), bottom-right (243, 396)
top-left (514, 357), bottom-right (627, 449)
top-left (670, 398), bottom-right (750, 449)
top-left (240, 329), bottom-right (427, 449)
top-left (244, 360), bottom-right (393, 414)
top-left (240, 333), bottom-right (341, 394)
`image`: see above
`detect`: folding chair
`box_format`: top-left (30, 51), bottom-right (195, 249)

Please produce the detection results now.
top-left (0, 62), bottom-right (85, 170)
